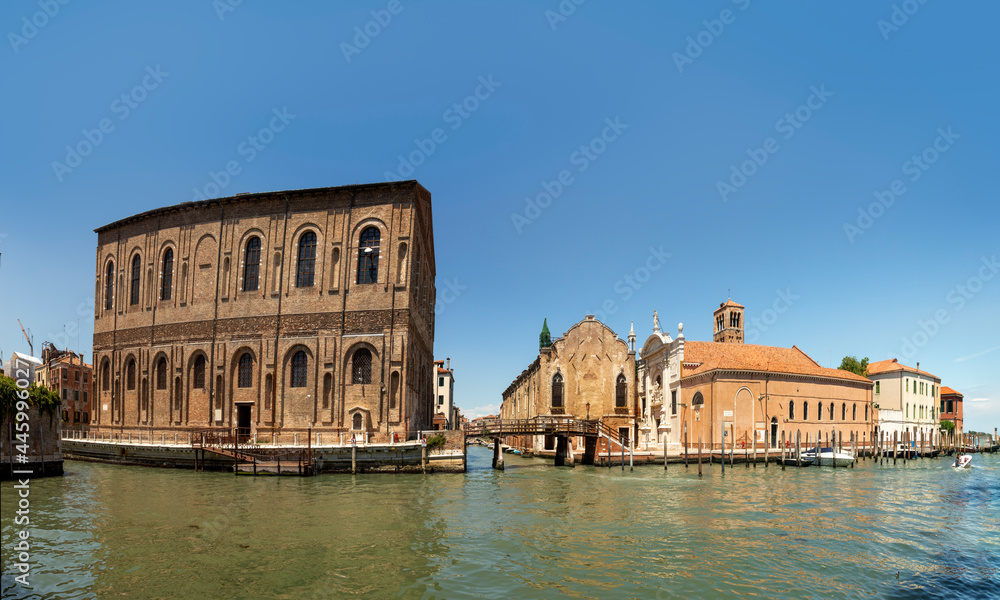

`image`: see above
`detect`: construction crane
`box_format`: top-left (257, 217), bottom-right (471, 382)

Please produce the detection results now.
top-left (18, 319), bottom-right (33, 356)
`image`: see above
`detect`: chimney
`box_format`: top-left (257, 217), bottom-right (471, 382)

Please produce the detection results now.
top-left (446, 358), bottom-right (451, 370)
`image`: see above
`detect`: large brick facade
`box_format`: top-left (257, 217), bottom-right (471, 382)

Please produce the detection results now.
top-left (91, 181), bottom-right (436, 443)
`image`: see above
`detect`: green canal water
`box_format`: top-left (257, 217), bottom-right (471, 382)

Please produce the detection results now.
top-left (2, 447), bottom-right (998, 599)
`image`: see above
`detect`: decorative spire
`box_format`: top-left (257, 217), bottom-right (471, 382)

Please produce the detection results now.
top-left (539, 318), bottom-right (552, 348)
top-left (628, 320), bottom-right (636, 352)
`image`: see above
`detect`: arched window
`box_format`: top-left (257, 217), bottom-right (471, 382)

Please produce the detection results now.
top-left (156, 357), bottom-right (167, 390)
top-left (130, 255), bottom-right (141, 305)
top-left (105, 261), bottom-right (114, 310)
top-left (615, 374), bottom-right (627, 408)
top-left (126, 359), bottom-right (136, 391)
top-left (193, 355), bottom-right (206, 389)
top-left (905, 404), bottom-right (909, 418)
top-left (238, 353), bottom-right (253, 388)
top-left (161, 248), bottom-right (173, 301)
top-left (852, 403), bottom-right (857, 421)
top-left (829, 403), bottom-right (834, 420)
top-left (803, 401), bottom-right (809, 420)
top-left (296, 231), bottom-right (317, 287)
top-left (352, 413), bottom-right (363, 430)
top-left (356, 226), bottom-right (380, 284)
top-left (789, 400), bottom-right (795, 421)
top-left (352, 348), bottom-right (372, 384)
top-left (102, 361), bottom-right (110, 391)
top-left (551, 373), bottom-right (564, 408)
top-left (842, 403), bottom-right (846, 421)
top-left (692, 391), bottom-right (705, 407)
top-left (865, 404), bottom-right (869, 421)
top-left (818, 402), bottom-right (823, 420)
top-left (291, 351), bottom-right (307, 388)
top-left (243, 236), bottom-right (261, 292)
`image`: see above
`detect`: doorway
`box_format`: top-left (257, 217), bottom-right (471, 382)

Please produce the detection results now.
top-left (770, 417), bottom-right (778, 448)
top-left (237, 404), bottom-right (252, 440)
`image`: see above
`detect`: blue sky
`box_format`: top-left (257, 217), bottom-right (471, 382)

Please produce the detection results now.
top-left (1, 1), bottom-right (997, 430)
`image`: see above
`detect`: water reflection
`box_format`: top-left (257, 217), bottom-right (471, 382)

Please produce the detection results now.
top-left (1, 448), bottom-right (997, 599)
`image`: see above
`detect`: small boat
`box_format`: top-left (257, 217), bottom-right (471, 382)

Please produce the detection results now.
top-left (781, 456), bottom-right (815, 467)
top-left (487, 442), bottom-right (495, 450)
top-left (801, 447), bottom-right (854, 467)
top-left (952, 454), bottom-right (972, 469)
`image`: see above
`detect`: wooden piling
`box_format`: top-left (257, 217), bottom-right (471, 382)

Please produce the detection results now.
top-left (698, 435), bottom-right (703, 477)
top-left (893, 431), bottom-right (898, 465)
top-left (851, 432), bottom-right (856, 468)
top-left (621, 440), bottom-right (625, 472)
top-left (796, 431), bottom-right (801, 467)
top-left (684, 426), bottom-right (689, 469)
top-left (664, 435), bottom-right (668, 471)
top-left (730, 423), bottom-right (735, 467)
top-left (753, 431), bottom-right (758, 468)
top-left (721, 429), bottom-right (725, 475)
top-left (764, 431), bottom-right (769, 469)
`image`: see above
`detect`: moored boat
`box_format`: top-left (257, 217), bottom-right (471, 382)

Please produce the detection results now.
top-left (801, 447), bottom-right (854, 467)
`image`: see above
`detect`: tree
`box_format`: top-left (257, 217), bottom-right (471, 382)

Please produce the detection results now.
top-left (939, 419), bottom-right (955, 433)
top-left (838, 355), bottom-right (869, 377)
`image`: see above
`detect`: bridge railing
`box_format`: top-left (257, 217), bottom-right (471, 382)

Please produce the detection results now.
top-left (465, 416), bottom-right (606, 438)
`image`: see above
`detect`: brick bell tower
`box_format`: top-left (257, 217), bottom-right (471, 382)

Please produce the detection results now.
top-left (713, 298), bottom-right (745, 344)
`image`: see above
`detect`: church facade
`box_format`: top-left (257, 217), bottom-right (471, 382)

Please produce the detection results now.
top-left (91, 181), bottom-right (436, 443)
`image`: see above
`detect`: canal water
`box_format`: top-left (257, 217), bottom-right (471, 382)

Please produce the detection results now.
top-left (2, 447), bottom-right (998, 599)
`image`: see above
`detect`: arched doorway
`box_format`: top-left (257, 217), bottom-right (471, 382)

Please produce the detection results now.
top-left (770, 417), bottom-right (778, 448)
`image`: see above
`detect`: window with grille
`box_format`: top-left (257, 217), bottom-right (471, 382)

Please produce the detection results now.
top-left (156, 358), bottom-right (167, 390)
top-left (243, 237), bottom-right (261, 291)
top-left (105, 262), bottom-right (114, 310)
top-left (130, 254), bottom-right (141, 305)
top-left (238, 353), bottom-right (253, 388)
top-left (552, 373), bottom-right (563, 408)
top-left (352, 348), bottom-right (372, 384)
top-left (692, 391), bottom-right (704, 407)
top-left (616, 374), bottom-right (627, 408)
top-left (291, 351), bottom-right (307, 387)
top-left (296, 231), bottom-right (317, 287)
top-left (193, 355), bottom-right (206, 389)
top-left (356, 226), bottom-right (380, 284)
top-left (161, 248), bottom-right (173, 300)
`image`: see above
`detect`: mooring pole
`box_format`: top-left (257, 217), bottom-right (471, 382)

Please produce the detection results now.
top-left (663, 434), bottom-right (668, 471)
top-left (721, 428), bottom-right (725, 475)
top-left (684, 424), bottom-right (689, 469)
top-left (698, 435), bottom-right (703, 477)
top-left (781, 430), bottom-right (786, 471)
top-left (730, 423), bottom-right (735, 467)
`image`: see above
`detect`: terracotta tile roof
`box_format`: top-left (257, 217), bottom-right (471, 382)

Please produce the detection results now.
top-left (940, 386), bottom-right (963, 398)
top-left (716, 299), bottom-right (745, 310)
top-left (437, 367), bottom-right (452, 374)
top-left (681, 341), bottom-right (871, 383)
top-left (866, 358), bottom-right (939, 380)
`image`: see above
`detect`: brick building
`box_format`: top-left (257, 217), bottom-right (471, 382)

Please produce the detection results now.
top-left (91, 181), bottom-right (436, 443)
top-left (640, 300), bottom-right (874, 452)
top-left (939, 386), bottom-right (963, 443)
top-left (500, 316), bottom-right (638, 453)
top-left (35, 344), bottom-right (92, 432)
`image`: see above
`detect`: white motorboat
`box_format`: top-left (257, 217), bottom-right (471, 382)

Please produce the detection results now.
top-left (801, 447), bottom-right (855, 467)
top-left (953, 454), bottom-right (972, 469)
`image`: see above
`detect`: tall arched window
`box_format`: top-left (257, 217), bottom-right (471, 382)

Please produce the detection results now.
top-left (356, 226), bottom-right (380, 284)
top-left (161, 248), bottom-right (173, 301)
top-left (615, 374), bottom-right (627, 408)
top-left (130, 255), bottom-right (141, 305)
top-left (842, 403), bottom-right (846, 421)
top-left (126, 359), bottom-right (136, 391)
top-left (156, 357), bottom-right (167, 390)
top-left (818, 402), bottom-right (823, 420)
top-left (193, 355), bottom-right (206, 389)
top-left (102, 361), bottom-right (110, 391)
top-left (852, 403), bottom-right (857, 421)
top-left (551, 373), bottom-right (564, 408)
top-left (352, 348), bottom-right (372, 384)
top-left (803, 401), bottom-right (809, 420)
top-left (105, 261), bottom-right (114, 310)
top-left (905, 404), bottom-right (909, 418)
top-left (243, 236), bottom-right (261, 292)
top-left (865, 404), bottom-right (869, 421)
top-left (291, 351), bottom-right (307, 387)
top-left (238, 353), bottom-right (253, 388)
top-left (352, 413), bottom-right (363, 430)
top-left (829, 403), bottom-right (834, 420)
top-left (789, 400), bottom-right (795, 421)
top-left (296, 231), bottom-right (317, 287)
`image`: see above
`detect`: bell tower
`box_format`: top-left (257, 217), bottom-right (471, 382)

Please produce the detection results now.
top-left (713, 299), bottom-right (745, 344)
